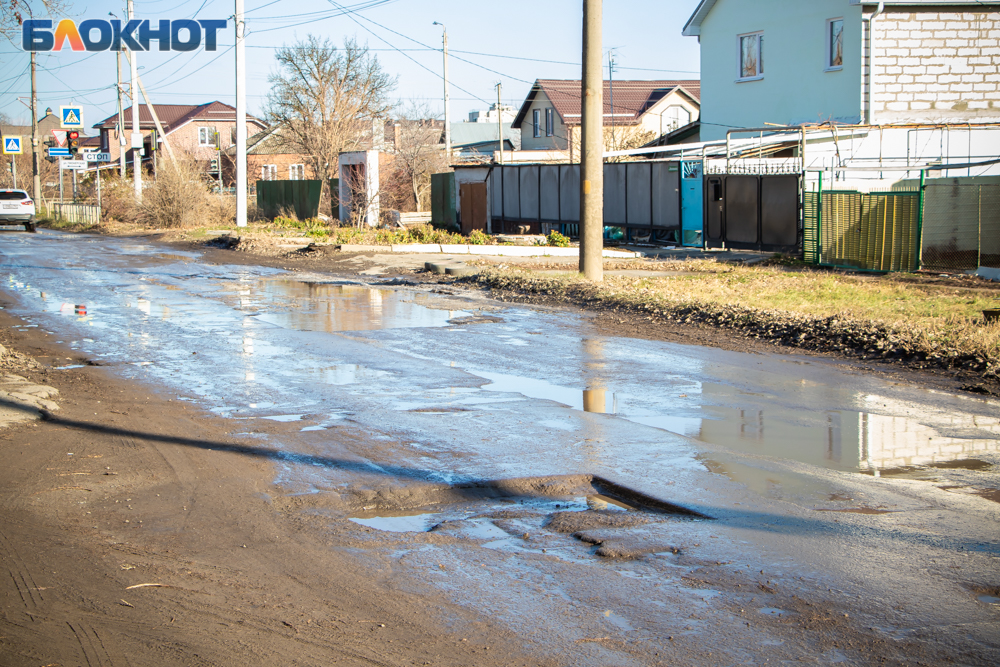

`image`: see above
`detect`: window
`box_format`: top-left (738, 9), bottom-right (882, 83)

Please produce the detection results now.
top-left (827, 18), bottom-right (844, 69)
top-left (532, 109), bottom-right (541, 138)
top-left (738, 31), bottom-right (763, 81)
top-left (289, 164), bottom-right (304, 180)
top-left (198, 126), bottom-right (217, 146)
top-left (261, 164), bottom-right (277, 181)
top-left (545, 108), bottom-right (554, 137)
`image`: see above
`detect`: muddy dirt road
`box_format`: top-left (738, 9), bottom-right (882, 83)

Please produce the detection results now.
top-left (1, 229), bottom-right (998, 666)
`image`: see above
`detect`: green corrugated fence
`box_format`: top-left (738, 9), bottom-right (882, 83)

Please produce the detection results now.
top-left (256, 180), bottom-right (322, 220)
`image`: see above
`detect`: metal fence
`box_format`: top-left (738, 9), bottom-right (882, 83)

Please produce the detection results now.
top-left (919, 181), bottom-right (1000, 272)
top-left (805, 190), bottom-right (921, 272)
top-left (486, 162), bottom-right (687, 236)
top-left (52, 202), bottom-right (101, 225)
top-left (256, 180), bottom-right (322, 220)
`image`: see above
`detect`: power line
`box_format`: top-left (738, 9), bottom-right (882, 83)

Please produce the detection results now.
top-left (325, 0), bottom-right (490, 105)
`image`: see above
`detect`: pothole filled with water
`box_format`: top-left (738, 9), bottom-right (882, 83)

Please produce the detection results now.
top-left (343, 474), bottom-right (708, 561)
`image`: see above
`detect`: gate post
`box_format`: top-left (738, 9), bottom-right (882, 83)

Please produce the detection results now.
top-left (916, 170), bottom-right (925, 272)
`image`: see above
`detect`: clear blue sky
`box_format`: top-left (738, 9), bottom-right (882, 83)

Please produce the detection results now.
top-left (0, 0), bottom-right (702, 133)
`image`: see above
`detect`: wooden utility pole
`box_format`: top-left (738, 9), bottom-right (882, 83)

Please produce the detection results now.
top-left (580, 0), bottom-right (604, 281)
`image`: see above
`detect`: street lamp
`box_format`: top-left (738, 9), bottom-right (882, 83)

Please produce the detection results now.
top-left (432, 21), bottom-right (451, 158)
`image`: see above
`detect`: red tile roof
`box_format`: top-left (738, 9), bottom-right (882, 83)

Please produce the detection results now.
top-left (93, 101), bottom-right (265, 134)
top-left (513, 79), bottom-right (700, 129)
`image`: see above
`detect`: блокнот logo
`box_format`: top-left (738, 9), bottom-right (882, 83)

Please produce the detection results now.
top-left (23, 19), bottom-right (228, 52)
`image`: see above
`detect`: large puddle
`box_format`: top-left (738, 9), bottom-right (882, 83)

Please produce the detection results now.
top-left (2, 231), bottom-right (998, 506)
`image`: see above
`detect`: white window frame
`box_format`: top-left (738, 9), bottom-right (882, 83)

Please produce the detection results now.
top-left (198, 126), bottom-right (216, 146)
top-left (262, 164), bottom-right (277, 181)
top-left (289, 164), bottom-right (305, 180)
top-left (532, 109), bottom-right (541, 138)
top-left (736, 31), bottom-right (764, 82)
top-left (545, 108), bottom-right (554, 137)
top-left (826, 18), bottom-right (844, 71)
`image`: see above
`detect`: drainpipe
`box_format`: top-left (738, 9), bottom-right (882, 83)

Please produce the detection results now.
top-left (864, 2), bottom-right (885, 125)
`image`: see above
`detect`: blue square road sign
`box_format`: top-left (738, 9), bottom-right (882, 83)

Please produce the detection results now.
top-left (60, 106), bottom-right (84, 129)
top-left (2, 136), bottom-right (22, 154)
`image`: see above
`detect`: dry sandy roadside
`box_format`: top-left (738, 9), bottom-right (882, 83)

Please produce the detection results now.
top-left (0, 305), bottom-right (554, 666)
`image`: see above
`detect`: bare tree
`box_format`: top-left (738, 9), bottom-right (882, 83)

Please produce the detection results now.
top-left (2, 0), bottom-right (67, 42)
top-left (387, 104), bottom-right (448, 212)
top-left (264, 36), bottom-right (395, 216)
top-left (568, 125), bottom-right (658, 163)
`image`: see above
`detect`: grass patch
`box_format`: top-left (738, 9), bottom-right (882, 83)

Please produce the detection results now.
top-left (468, 263), bottom-right (1000, 374)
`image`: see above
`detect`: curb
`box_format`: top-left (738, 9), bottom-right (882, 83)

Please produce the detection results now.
top-left (334, 244), bottom-right (638, 258)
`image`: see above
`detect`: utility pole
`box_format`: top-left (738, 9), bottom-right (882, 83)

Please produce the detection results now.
top-left (235, 0), bottom-right (248, 227)
top-left (117, 50), bottom-right (125, 178)
top-left (433, 22), bottom-right (450, 158)
top-left (128, 0), bottom-right (141, 200)
top-left (496, 82), bottom-right (504, 165)
top-left (580, 0), bottom-right (604, 281)
top-left (608, 50), bottom-right (615, 152)
top-left (30, 52), bottom-right (40, 205)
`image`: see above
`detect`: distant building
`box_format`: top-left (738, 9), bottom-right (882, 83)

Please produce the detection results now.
top-left (512, 79), bottom-right (701, 156)
top-left (93, 101), bottom-right (266, 172)
top-left (467, 103), bottom-right (517, 124)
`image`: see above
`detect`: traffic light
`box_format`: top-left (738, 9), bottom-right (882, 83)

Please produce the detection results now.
top-left (209, 158), bottom-right (219, 173)
top-left (67, 130), bottom-right (80, 153)
top-left (43, 138), bottom-right (55, 148)
top-left (213, 131), bottom-right (221, 150)
top-left (149, 128), bottom-right (157, 152)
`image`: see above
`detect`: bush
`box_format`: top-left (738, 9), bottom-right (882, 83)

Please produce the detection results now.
top-left (135, 160), bottom-right (212, 228)
top-left (546, 230), bottom-right (570, 247)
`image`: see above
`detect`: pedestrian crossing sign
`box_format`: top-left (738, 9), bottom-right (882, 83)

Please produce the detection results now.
top-left (60, 106), bottom-right (84, 129)
top-left (2, 136), bottom-right (22, 155)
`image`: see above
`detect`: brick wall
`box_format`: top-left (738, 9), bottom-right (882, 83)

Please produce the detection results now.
top-left (871, 10), bottom-right (1000, 122)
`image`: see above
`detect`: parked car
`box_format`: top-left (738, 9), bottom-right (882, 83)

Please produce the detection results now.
top-left (0, 189), bottom-right (36, 232)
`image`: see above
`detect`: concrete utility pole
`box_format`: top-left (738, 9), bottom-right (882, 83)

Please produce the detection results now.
top-left (128, 0), bottom-right (141, 200)
top-left (30, 52), bottom-right (40, 204)
top-left (235, 0), bottom-right (248, 227)
top-left (580, 0), bottom-right (604, 281)
top-left (117, 50), bottom-right (125, 178)
top-left (496, 82), bottom-right (504, 165)
top-left (433, 22), bottom-right (451, 158)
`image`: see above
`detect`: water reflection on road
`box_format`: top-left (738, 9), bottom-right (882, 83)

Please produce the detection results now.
top-left (1, 231), bottom-right (999, 501)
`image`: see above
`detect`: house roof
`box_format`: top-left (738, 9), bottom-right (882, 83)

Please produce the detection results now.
top-left (512, 79), bottom-right (701, 129)
top-left (684, 0), bottom-right (1000, 36)
top-left (450, 122), bottom-right (520, 150)
top-left (93, 101), bottom-right (265, 135)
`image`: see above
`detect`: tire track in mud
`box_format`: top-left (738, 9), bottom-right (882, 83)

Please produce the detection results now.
top-left (0, 528), bottom-right (44, 614)
top-left (67, 621), bottom-right (126, 667)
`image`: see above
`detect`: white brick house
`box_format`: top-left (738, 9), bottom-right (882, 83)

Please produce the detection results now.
top-left (683, 0), bottom-right (1000, 141)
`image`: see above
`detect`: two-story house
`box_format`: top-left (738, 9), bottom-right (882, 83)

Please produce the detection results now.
top-left (93, 101), bottom-right (266, 178)
top-left (683, 0), bottom-right (1000, 141)
top-left (512, 79), bottom-right (701, 158)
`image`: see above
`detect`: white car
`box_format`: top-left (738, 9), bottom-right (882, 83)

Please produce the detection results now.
top-left (0, 189), bottom-right (36, 232)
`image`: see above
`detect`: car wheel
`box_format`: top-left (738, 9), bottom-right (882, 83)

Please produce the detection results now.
top-left (25, 222), bottom-right (36, 233)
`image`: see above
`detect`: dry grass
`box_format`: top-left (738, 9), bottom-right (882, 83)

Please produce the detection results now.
top-left (471, 263), bottom-right (1000, 371)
